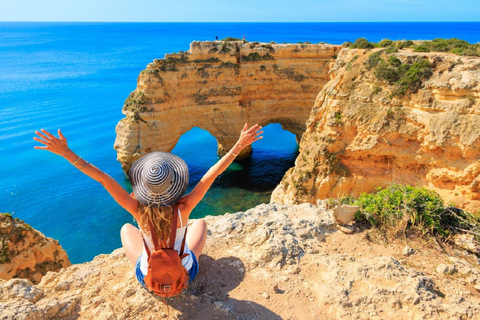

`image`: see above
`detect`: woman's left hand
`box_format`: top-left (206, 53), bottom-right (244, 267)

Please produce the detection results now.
top-left (34, 129), bottom-right (73, 159)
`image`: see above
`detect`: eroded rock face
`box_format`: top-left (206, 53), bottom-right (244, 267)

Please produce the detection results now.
top-left (1, 204), bottom-right (479, 320)
top-left (114, 41), bottom-right (340, 171)
top-left (0, 213), bottom-right (71, 284)
top-left (272, 49), bottom-right (480, 212)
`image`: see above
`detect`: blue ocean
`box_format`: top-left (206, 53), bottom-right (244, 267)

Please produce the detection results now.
top-left (2, 22), bottom-right (480, 263)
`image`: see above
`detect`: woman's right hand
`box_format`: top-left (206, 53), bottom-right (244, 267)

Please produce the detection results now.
top-left (233, 123), bottom-right (263, 153)
top-left (34, 129), bottom-right (75, 160)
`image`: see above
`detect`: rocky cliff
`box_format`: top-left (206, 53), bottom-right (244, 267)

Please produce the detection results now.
top-left (272, 48), bottom-right (480, 212)
top-left (0, 213), bottom-right (71, 284)
top-left (114, 41), bottom-right (340, 171)
top-left (1, 203), bottom-right (479, 319)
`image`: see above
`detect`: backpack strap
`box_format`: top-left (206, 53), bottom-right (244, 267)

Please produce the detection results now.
top-left (179, 227), bottom-right (188, 257)
top-left (169, 204), bottom-right (178, 249)
top-left (143, 204), bottom-right (185, 255)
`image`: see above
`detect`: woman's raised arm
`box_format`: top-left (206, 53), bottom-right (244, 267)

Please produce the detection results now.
top-left (180, 123), bottom-right (263, 214)
top-left (34, 129), bottom-right (139, 218)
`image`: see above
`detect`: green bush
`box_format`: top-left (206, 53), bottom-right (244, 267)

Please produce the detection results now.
top-left (353, 185), bottom-right (445, 237)
top-left (366, 52), bottom-right (383, 69)
top-left (379, 39), bottom-right (394, 47)
top-left (370, 50), bottom-right (433, 96)
top-left (351, 38), bottom-right (375, 49)
top-left (388, 55), bottom-right (402, 67)
top-left (241, 52), bottom-right (274, 62)
top-left (350, 184), bottom-right (480, 241)
top-left (385, 46), bottom-right (399, 53)
top-left (413, 45), bottom-right (431, 52)
top-left (375, 64), bottom-right (401, 84)
top-left (221, 37), bottom-right (241, 41)
top-left (397, 40), bottom-right (414, 49)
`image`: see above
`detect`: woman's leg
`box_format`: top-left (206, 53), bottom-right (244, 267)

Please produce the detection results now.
top-left (186, 219), bottom-right (207, 258)
top-left (120, 223), bottom-right (144, 265)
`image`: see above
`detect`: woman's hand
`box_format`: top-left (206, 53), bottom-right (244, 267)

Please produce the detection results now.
top-left (233, 123), bottom-right (263, 153)
top-left (33, 129), bottom-right (75, 161)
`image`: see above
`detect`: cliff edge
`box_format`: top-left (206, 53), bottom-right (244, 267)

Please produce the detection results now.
top-left (272, 48), bottom-right (480, 212)
top-left (0, 213), bottom-right (71, 284)
top-left (1, 204), bottom-right (479, 319)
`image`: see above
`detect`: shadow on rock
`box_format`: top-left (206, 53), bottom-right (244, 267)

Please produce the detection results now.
top-left (164, 255), bottom-right (282, 320)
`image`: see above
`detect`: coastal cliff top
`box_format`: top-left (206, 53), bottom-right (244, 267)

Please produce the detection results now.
top-left (2, 203), bottom-right (480, 319)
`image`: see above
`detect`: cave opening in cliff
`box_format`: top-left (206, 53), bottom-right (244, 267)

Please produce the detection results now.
top-left (171, 124), bottom-right (299, 218)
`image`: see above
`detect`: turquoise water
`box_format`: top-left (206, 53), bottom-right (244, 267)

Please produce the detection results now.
top-left (2, 22), bottom-right (479, 263)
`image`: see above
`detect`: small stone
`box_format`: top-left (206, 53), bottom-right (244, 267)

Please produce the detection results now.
top-left (436, 264), bottom-right (457, 274)
top-left (333, 205), bottom-right (359, 225)
top-left (454, 234), bottom-right (480, 255)
top-left (273, 284), bottom-right (285, 294)
top-left (262, 292), bottom-right (270, 299)
top-left (336, 224), bottom-right (354, 234)
top-left (475, 284), bottom-right (480, 292)
top-left (403, 246), bottom-right (415, 256)
top-left (55, 281), bottom-right (71, 292)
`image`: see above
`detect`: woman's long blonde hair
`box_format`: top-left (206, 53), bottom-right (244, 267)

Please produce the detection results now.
top-left (137, 203), bottom-right (173, 244)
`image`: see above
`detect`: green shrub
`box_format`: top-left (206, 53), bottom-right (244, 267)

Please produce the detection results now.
top-left (388, 55), bottom-right (402, 67)
top-left (241, 52), bottom-right (274, 62)
top-left (413, 45), bottom-right (431, 52)
top-left (429, 38), bottom-right (451, 52)
top-left (371, 51), bottom-right (433, 96)
top-left (366, 52), bottom-right (383, 69)
top-left (385, 46), bottom-right (399, 53)
top-left (353, 185), bottom-right (445, 237)
top-left (351, 38), bottom-right (375, 49)
top-left (375, 64), bottom-right (401, 84)
top-left (221, 37), bottom-right (241, 41)
top-left (397, 40), bottom-right (414, 49)
top-left (379, 39), bottom-right (394, 47)
top-left (351, 184), bottom-right (480, 241)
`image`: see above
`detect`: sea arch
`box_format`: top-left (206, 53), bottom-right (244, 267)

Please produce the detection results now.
top-left (114, 41), bottom-right (340, 172)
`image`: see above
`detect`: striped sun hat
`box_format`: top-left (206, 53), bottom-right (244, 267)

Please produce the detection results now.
top-left (128, 152), bottom-right (189, 207)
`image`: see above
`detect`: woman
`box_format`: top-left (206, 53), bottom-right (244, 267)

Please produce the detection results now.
top-left (33, 123), bottom-right (263, 288)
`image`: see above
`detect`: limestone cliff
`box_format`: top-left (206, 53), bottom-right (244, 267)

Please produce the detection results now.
top-left (2, 204), bottom-right (479, 319)
top-left (272, 48), bottom-right (480, 212)
top-left (0, 213), bottom-right (70, 284)
top-left (114, 41), bottom-right (340, 171)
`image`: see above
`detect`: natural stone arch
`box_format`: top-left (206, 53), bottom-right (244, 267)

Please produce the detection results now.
top-left (114, 41), bottom-right (340, 172)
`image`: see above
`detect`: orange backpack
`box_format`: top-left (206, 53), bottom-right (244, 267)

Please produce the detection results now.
top-left (143, 205), bottom-right (189, 297)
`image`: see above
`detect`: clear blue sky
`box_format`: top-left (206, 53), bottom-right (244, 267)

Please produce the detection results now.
top-left (1, 0), bottom-right (478, 22)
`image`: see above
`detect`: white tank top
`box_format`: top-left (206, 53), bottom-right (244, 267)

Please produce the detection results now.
top-left (139, 208), bottom-right (193, 275)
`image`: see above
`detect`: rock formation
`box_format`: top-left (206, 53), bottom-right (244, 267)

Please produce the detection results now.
top-left (1, 203), bottom-right (479, 319)
top-left (272, 48), bottom-right (480, 212)
top-left (0, 213), bottom-right (70, 284)
top-left (114, 41), bottom-right (340, 171)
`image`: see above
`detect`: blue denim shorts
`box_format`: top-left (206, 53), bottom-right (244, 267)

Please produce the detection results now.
top-left (135, 251), bottom-right (199, 288)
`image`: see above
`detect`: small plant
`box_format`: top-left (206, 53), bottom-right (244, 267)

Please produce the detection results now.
top-left (372, 85), bottom-right (383, 95)
top-left (467, 95), bottom-right (476, 106)
top-left (414, 45), bottom-right (430, 52)
top-left (367, 52), bottom-right (383, 69)
top-left (334, 111), bottom-right (342, 125)
top-left (378, 39), bottom-right (394, 47)
top-left (353, 185), bottom-right (446, 238)
top-left (350, 38), bottom-right (375, 49)
top-left (241, 52), bottom-right (274, 62)
top-left (388, 55), bottom-right (402, 67)
top-left (221, 37), bottom-right (241, 41)
top-left (397, 40), bottom-right (414, 49)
